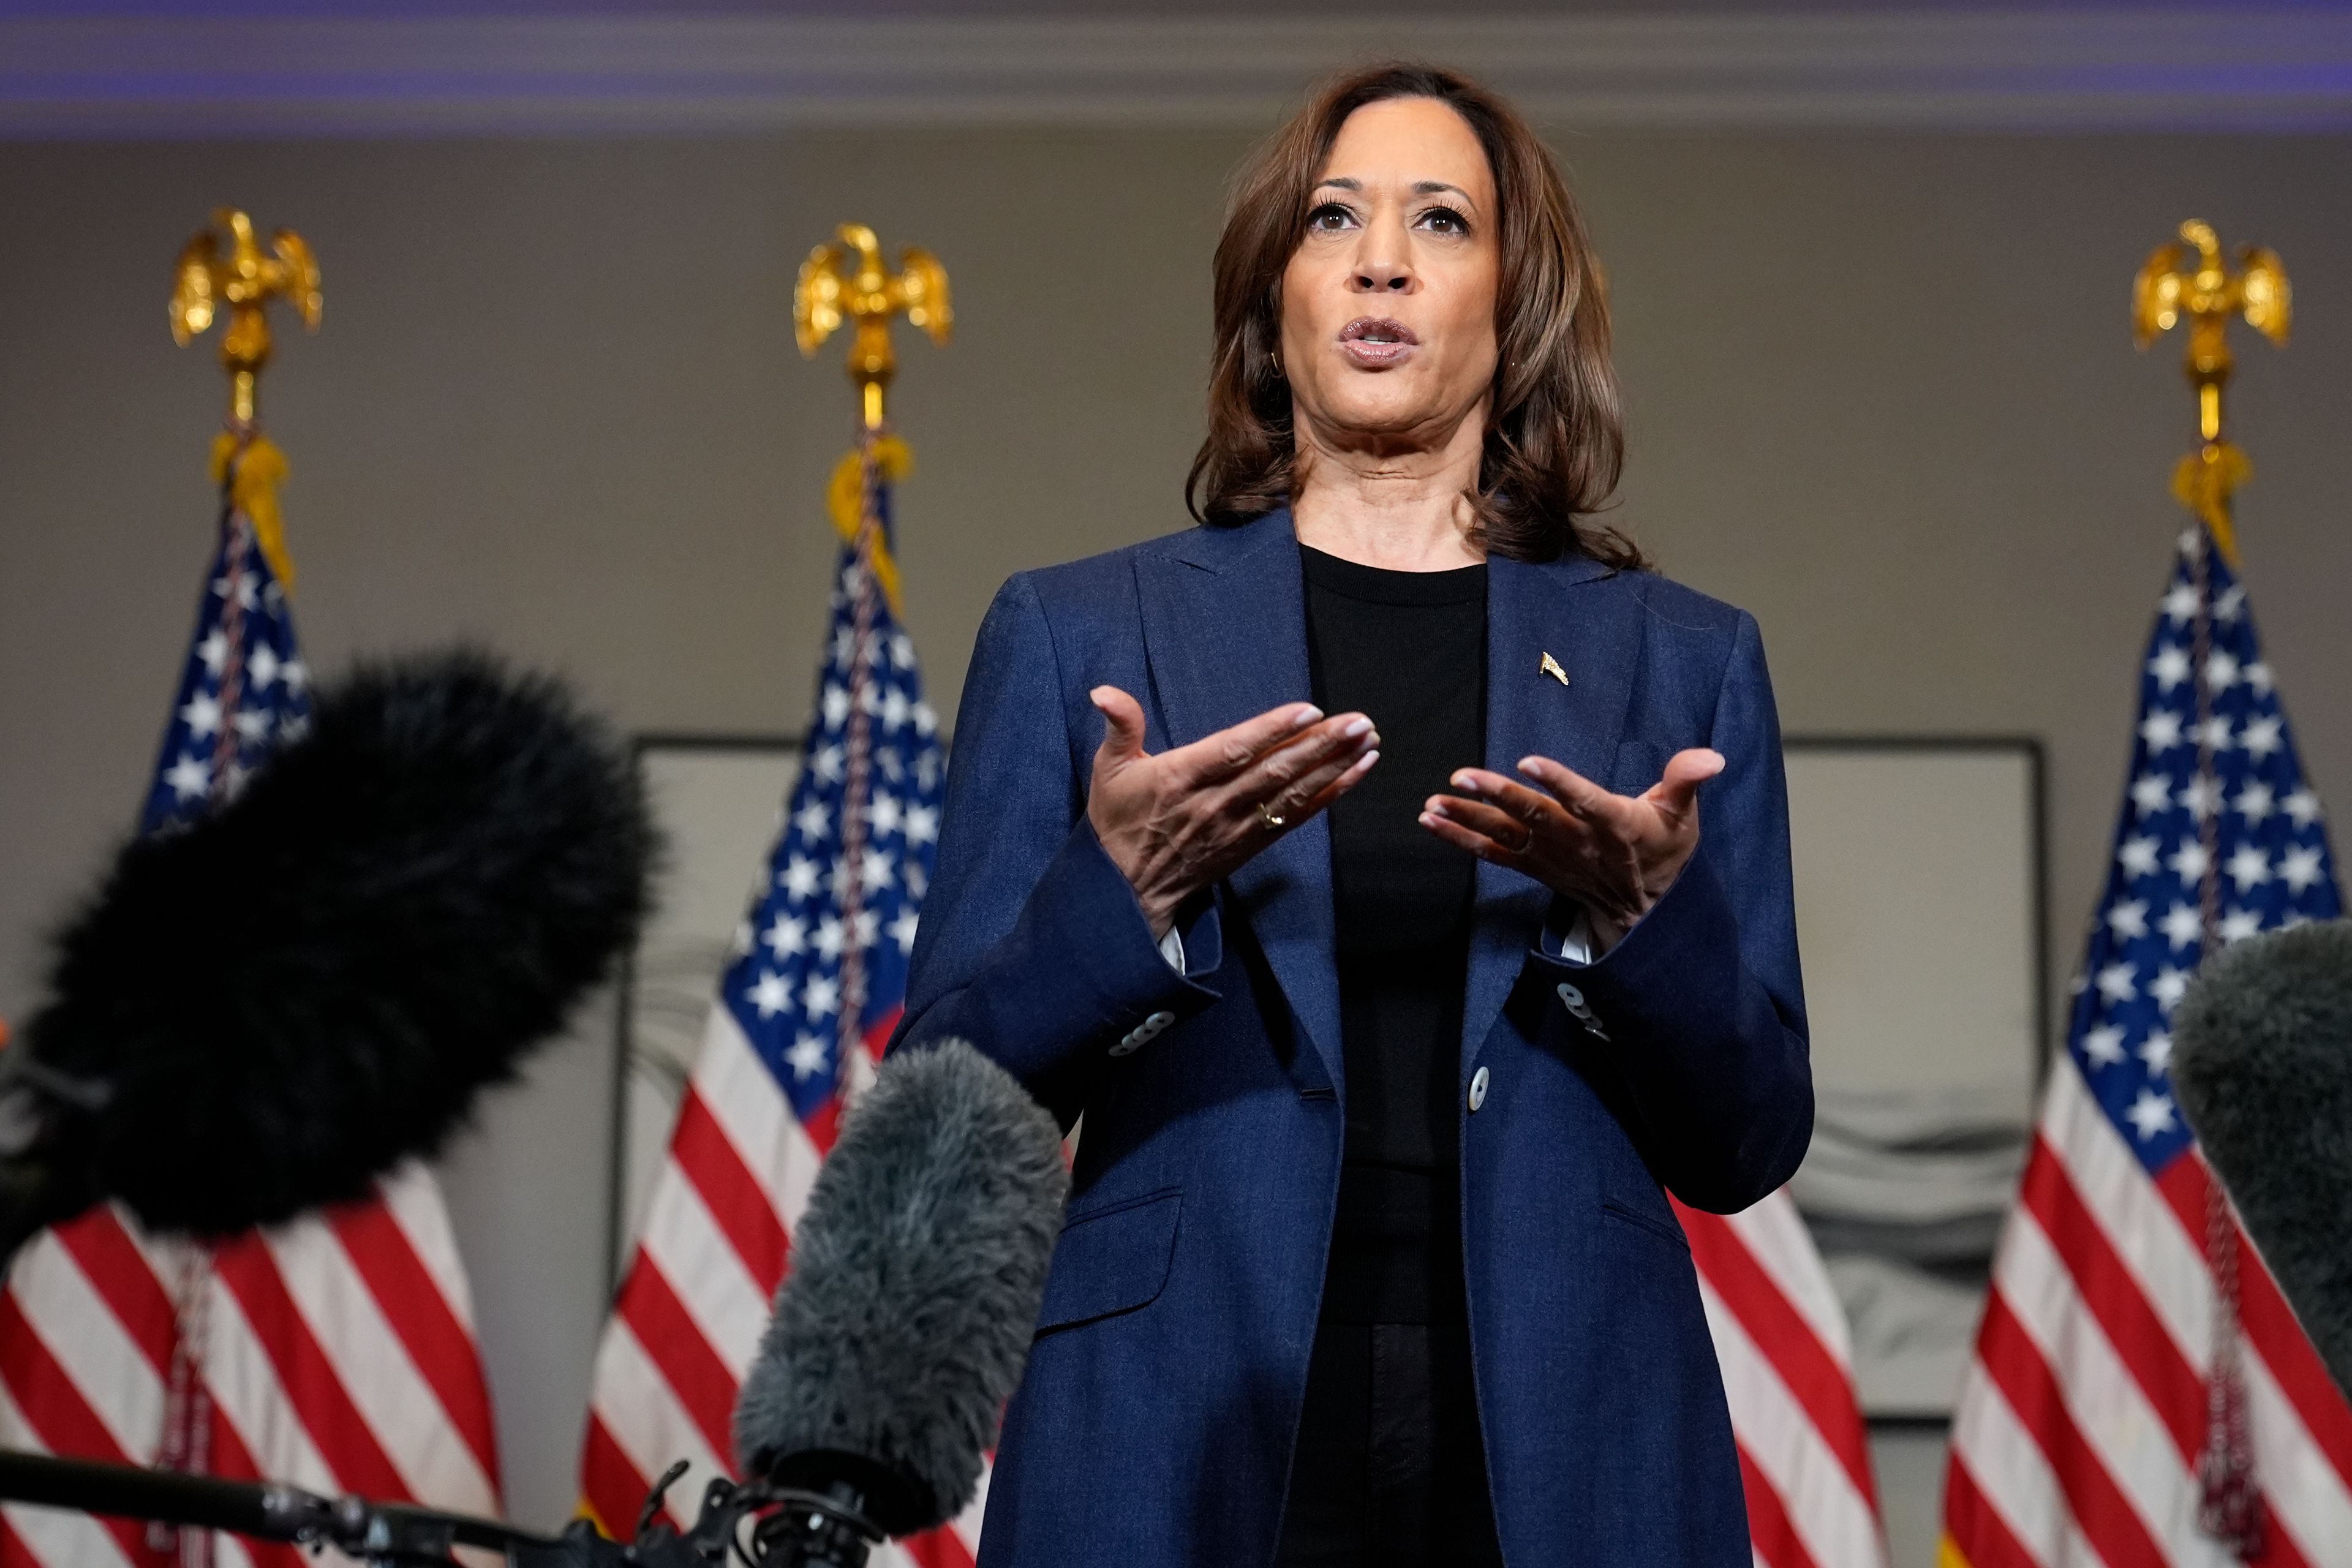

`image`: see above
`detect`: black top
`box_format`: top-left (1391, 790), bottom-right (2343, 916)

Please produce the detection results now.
top-left (1299, 545), bottom-right (1488, 1325)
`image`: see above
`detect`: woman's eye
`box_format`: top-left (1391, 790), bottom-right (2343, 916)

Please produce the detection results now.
top-left (1420, 206), bottom-right (1470, 236)
top-left (1306, 202), bottom-right (1354, 233)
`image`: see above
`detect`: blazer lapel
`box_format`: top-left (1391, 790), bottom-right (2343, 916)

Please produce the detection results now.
top-left (1461, 552), bottom-right (1639, 1074)
top-left (1134, 511), bottom-right (1344, 1095)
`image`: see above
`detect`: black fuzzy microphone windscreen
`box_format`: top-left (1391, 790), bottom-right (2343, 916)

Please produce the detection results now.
top-left (2173, 919), bottom-right (2352, 1399)
top-left (732, 1038), bottom-right (1069, 1541)
top-left (1, 649), bottom-right (656, 1248)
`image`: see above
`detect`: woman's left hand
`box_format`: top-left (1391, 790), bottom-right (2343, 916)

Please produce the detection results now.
top-left (1420, 749), bottom-right (1725, 951)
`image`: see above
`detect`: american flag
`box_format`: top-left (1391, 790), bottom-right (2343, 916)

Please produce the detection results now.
top-left (0, 440), bottom-right (504, 1568)
top-left (1677, 1193), bottom-right (1888, 1568)
top-left (580, 439), bottom-right (974, 1566)
top-left (1942, 522), bottom-right (2352, 1567)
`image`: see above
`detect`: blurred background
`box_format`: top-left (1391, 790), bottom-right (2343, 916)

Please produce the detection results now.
top-left (4, 2), bottom-right (2351, 1561)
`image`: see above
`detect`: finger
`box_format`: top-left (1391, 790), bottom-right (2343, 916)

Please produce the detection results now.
top-left (1417, 805), bottom-right (1528, 867)
top-left (1425, 793), bottom-right (1551, 855)
top-left (1166, 700), bottom-right (1327, 786)
top-left (1511, 756), bottom-right (1636, 827)
top-left (1643, 748), bottom-right (1725, 824)
top-left (1283, 747), bottom-right (1381, 824)
top-left (1088, 686), bottom-right (1151, 773)
top-left (1227, 715), bottom-right (1377, 810)
top-left (1446, 768), bottom-right (1580, 834)
top-left (1257, 735), bottom-right (1379, 821)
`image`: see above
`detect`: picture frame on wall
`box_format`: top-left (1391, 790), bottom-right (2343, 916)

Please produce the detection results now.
top-left (1781, 736), bottom-right (2046, 1424)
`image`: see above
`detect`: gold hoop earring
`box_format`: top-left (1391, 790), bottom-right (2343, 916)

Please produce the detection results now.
top-left (1268, 349), bottom-right (1284, 379)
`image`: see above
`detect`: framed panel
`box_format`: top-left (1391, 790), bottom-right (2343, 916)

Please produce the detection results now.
top-left (1782, 737), bottom-right (2045, 1421)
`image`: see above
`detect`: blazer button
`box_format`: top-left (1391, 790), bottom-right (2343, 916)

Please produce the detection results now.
top-left (1467, 1066), bottom-right (1490, 1113)
top-left (1555, 981), bottom-right (1586, 1009)
top-left (1143, 1010), bottom-right (1175, 1034)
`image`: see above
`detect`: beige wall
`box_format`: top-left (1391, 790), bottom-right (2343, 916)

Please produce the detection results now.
top-left (4, 130), bottom-right (2350, 1548)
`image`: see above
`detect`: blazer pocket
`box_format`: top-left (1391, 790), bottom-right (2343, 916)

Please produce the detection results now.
top-left (1035, 1188), bottom-right (1182, 1334)
top-left (1600, 1195), bottom-right (1689, 1251)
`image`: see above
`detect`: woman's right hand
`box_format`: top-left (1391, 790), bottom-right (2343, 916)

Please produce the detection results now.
top-left (1086, 685), bottom-right (1379, 938)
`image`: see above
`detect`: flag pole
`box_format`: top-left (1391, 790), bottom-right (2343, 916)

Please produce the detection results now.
top-left (2133, 219), bottom-right (2292, 1561)
top-left (793, 225), bottom-right (952, 1068)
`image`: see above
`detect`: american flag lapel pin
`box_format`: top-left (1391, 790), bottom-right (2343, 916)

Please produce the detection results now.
top-left (1539, 652), bottom-right (1570, 687)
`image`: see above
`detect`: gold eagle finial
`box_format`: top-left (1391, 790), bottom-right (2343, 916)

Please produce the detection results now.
top-left (2132, 221), bottom-right (2288, 565)
top-left (169, 207), bottom-right (322, 428)
top-left (794, 224), bottom-right (951, 430)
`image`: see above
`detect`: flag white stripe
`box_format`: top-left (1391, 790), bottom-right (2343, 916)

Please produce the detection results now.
top-left (693, 1007), bottom-right (793, 1164)
top-left (374, 1162), bottom-right (481, 1335)
top-left (1718, 1194), bottom-right (1858, 1372)
top-left (7, 1232), bottom-right (166, 1461)
top-left (1696, 1275), bottom-right (1884, 1568)
top-left (693, 1007), bottom-right (826, 1233)
top-left (1995, 1204), bottom-right (2235, 1565)
top-left (2242, 1347), bottom-right (2352, 1563)
top-left (1950, 1361), bottom-right (2102, 1566)
top-left (201, 1267), bottom-right (342, 1498)
top-left (0, 1383), bottom-right (139, 1568)
top-left (590, 1319), bottom-right (729, 1525)
top-left (260, 1219), bottom-right (496, 1511)
top-left (2045, 1066), bottom-right (2214, 1370)
top-left (635, 1156), bottom-right (778, 1380)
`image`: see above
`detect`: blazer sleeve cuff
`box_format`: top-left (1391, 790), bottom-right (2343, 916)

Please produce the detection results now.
top-left (1524, 853), bottom-right (1738, 1042)
top-left (941, 817), bottom-right (1224, 1076)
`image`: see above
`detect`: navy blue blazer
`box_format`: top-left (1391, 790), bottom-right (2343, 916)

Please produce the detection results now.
top-left (892, 510), bottom-right (1812, 1567)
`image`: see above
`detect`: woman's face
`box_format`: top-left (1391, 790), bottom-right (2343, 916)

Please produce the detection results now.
top-left (1278, 96), bottom-right (1502, 454)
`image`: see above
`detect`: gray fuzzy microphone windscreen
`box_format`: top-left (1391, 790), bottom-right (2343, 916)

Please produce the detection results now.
top-left (731, 1037), bottom-right (1069, 1538)
top-left (2173, 918), bottom-right (2352, 1399)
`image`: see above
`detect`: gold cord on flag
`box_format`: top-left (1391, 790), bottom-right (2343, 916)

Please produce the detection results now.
top-left (2136, 219), bottom-right (2290, 1561)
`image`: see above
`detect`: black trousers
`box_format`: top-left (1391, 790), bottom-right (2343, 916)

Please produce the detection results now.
top-left (1272, 1323), bottom-right (1507, 1568)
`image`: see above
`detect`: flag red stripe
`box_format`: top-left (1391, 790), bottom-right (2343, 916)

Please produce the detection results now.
top-left (900, 1526), bottom-right (979, 1568)
top-left (1939, 1454), bottom-right (2038, 1568)
top-left (324, 1199), bottom-right (502, 1491)
top-left (671, 1090), bottom-right (791, 1296)
top-left (197, 1403), bottom-right (313, 1568)
top-left (0, 1293), bottom-right (164, 1566)
top-left (1735, 1440), bottom-right (1825, 1568)
top-left (1677, 1204), bottom-right (1877, 1506)
top-left (614, 1260), bottom-right (738, 1471)
top-left (580, 1414), bottom-right (652, 1541)
top-left (206, 1238), bottom-right (410, 1502)
top-left (800, 1095), bottom-right (842, 1163)
top-left (1973, 1288), bottom-right (2166, 1566)
top-left (2154, 1154), bottom-right (2352, 1486)
top-left (48, 1215), bottom-right (175, 1379)
top-left (2018, 1137), bottom-right (2205, 1461)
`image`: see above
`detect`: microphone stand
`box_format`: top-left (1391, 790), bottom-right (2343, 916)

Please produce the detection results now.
top-left (0, 1448), bottom-right (599, 1566)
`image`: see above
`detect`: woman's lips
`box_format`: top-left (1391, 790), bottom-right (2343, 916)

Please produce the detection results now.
top-left (1338, 317), bottom-right (1418, 368)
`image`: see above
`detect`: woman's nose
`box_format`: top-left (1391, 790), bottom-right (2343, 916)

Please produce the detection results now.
top-left (1348, 215), bottom-right (1415, 293)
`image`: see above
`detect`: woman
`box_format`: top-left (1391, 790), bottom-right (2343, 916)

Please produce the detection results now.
top-left (895, 63), bottom-right (1811, 1568)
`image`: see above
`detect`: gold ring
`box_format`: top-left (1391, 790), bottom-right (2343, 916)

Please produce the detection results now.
top-left (1257, 800), bottom-right (1287, 831)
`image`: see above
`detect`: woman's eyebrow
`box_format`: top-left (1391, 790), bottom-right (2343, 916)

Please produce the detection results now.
top-left (1313, 175), bottom-right (1479, 207)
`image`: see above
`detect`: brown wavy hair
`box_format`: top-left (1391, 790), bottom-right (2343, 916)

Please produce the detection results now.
top-left (1185, 62), bottom-right (1642, 569)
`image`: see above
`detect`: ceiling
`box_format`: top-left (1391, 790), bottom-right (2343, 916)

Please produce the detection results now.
top-left (4, 4), bottom-right (2351, 135)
